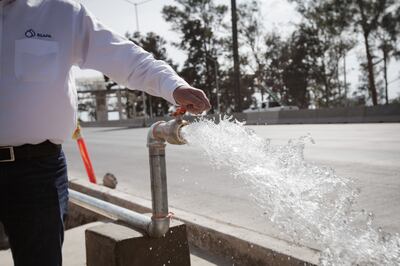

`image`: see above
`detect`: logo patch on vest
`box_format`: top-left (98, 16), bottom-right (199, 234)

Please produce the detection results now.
top-left (25, 29), bottom-right (52, 39)
top-left (25, 29), bottom-right (36, 38)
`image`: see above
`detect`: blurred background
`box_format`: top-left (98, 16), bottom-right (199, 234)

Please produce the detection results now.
top-left (73, 0), bottom-right (400, 121)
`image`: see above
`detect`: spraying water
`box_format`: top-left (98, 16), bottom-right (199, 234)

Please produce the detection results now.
top-left (181, 117), bottom-right (400, 266)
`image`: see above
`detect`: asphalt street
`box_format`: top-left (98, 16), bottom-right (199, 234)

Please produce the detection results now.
top-left (63, 123), bottom-right (400, 246)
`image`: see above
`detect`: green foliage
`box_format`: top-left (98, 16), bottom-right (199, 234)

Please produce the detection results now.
top-left (162, 0), bottom-right (257, 113)
top-left (390, 94), bottom-right (400, 104)
top-left (128, 31), bottom-right (176, 116)
top-left (103, 32), bottom-right (177, 118)
top-left (289, 0), bottom-right (399, 106)
top-left (91, 0), bottom-right (400, 118)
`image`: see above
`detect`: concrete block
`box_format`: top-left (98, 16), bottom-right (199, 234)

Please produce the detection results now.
top-left (246, 111), bottom-right (280, 125)
top-left (86, 220), bottom-right (190, 266)
top-left (316, 108), bottom-right (348, 123)
top-left (245, 112), bottom-right (260, 125)
top-left (365, 104), bottom-right (400, 116)
top-left (279, 109), bottom-right (318, 124)
top-left (346, 106), bottom-right (365, 123)
top-left (232, 113), bottom-right (247, 123)
top-left (70, 180), bottom-right (319, 265)
top-left (364, 105), bottom-right (400, 122)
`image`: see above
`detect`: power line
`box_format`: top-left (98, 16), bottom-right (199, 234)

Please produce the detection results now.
top-left (119, 0), bottom-right (156, 121)
top-left (120, 0), bottom-right (155, 31)
top-left (122, 0), bottom-right (154, 7)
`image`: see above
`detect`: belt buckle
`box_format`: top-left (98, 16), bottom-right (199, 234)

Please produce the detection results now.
top-left (0, 146), bottom-right (15, 162)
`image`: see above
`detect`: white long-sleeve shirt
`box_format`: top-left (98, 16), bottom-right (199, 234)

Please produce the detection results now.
top-left (0, 0), bottom-right (189, 146)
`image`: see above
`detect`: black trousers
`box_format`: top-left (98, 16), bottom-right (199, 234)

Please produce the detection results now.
top-left (0, 149), bottom-right (68, 266)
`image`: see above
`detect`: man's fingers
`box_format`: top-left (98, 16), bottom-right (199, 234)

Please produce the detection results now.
top-left (183, 91), bottom-right (205, 110)
top-left (186, 105), bottom-right (202, 114)
top-left (191, 90), bottom-right (211, 110)
top-left (173, 86), bottom-right (211, 113)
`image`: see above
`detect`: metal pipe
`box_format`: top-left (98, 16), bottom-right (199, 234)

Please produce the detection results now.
top-left (147, 116), bottom-right (188, 237)
top-left (69, 189), bottom-right (151, 232)
top-left (68, 116), bottom-right (188, 238)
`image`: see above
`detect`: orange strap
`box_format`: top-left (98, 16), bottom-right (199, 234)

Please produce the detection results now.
top-left (171, 106), bottom-right (186, 117)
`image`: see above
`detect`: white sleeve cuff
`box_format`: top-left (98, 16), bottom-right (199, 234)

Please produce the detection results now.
top-left (161, 77), bottom-right (190, 106)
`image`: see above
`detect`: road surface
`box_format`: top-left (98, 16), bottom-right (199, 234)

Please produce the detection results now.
top-left (63, 123), bottom-right (400, 245)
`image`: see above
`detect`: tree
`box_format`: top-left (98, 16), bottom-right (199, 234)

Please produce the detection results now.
top-left (102, 32), bottom-right (177, 118)
top-left (128, 31), bottom-right (178, 116)
top-left (237, 0), bottom-right (268, 101)
top-left (260, 26), bottom-right (321, 109)
top-left (263, 34), bottom-right (289, 104)
top-left (291, 0), bottom-right (400, 106)
top-left (290, 0), bottom-right (356, 107)
top-left (376, 7), bottom-right (400, 104)
top-left (351, 0), bottom-right (398, 105)
top-left (163, 0), bottom-right (243, 113)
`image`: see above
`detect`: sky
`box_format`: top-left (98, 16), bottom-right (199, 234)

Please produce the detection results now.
top-left (73, 0), bottom-right (400, 100)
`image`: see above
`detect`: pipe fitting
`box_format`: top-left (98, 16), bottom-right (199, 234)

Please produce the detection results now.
top-left (147, 217), bottom-right (170, 238)
top-left (146, 117), bottom-right (189, 238)
top-left (67, 117), bottom-right (190, 239)
top-left (148, 118), bottom-right (188, 146)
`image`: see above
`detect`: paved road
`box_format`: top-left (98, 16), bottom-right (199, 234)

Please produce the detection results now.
top-left (63, 123), bottom-right (400, 244)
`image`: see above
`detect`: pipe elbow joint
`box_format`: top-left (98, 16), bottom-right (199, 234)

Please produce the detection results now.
top-left (147, 118), bottom-right (188, 146)
top-left (147, 217), bottom-right (170, 238)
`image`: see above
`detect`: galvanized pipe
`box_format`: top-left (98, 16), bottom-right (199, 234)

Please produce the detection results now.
top-left (68, 117), bottom-right (188, 238)
top-left (68, 189), bottom-right (151, 231)
top-left (149, 145), bottom-right (168, 217)
top-left (147, 117), bottom-right (188, 237)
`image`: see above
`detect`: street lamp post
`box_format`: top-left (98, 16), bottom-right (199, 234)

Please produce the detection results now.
top-left (124, 0), bottom-right (154, 122)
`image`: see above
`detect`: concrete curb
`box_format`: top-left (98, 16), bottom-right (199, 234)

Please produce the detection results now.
top-left (69, 179), bottom-right (320, 266)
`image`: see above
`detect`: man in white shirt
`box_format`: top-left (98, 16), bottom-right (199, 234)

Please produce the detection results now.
top-left (0, 0), bottom-right (210, 265)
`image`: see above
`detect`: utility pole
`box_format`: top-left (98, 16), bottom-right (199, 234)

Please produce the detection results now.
top-left (231, 0), bottom-right (242, 112)
top-left (343, 54), bottom-right (348, 106)
top-left (207, 55), bottom-right (221, 114)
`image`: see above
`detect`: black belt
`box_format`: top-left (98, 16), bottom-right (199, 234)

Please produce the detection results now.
top-left (0, 141), bottom-right (61, 162)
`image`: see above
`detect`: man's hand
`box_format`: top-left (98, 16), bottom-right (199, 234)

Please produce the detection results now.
top-left (173, 86), bottom-right (211, 114)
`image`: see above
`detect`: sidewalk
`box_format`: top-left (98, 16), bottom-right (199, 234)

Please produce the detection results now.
top-left (0, 222), bottom-right (226, 266)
